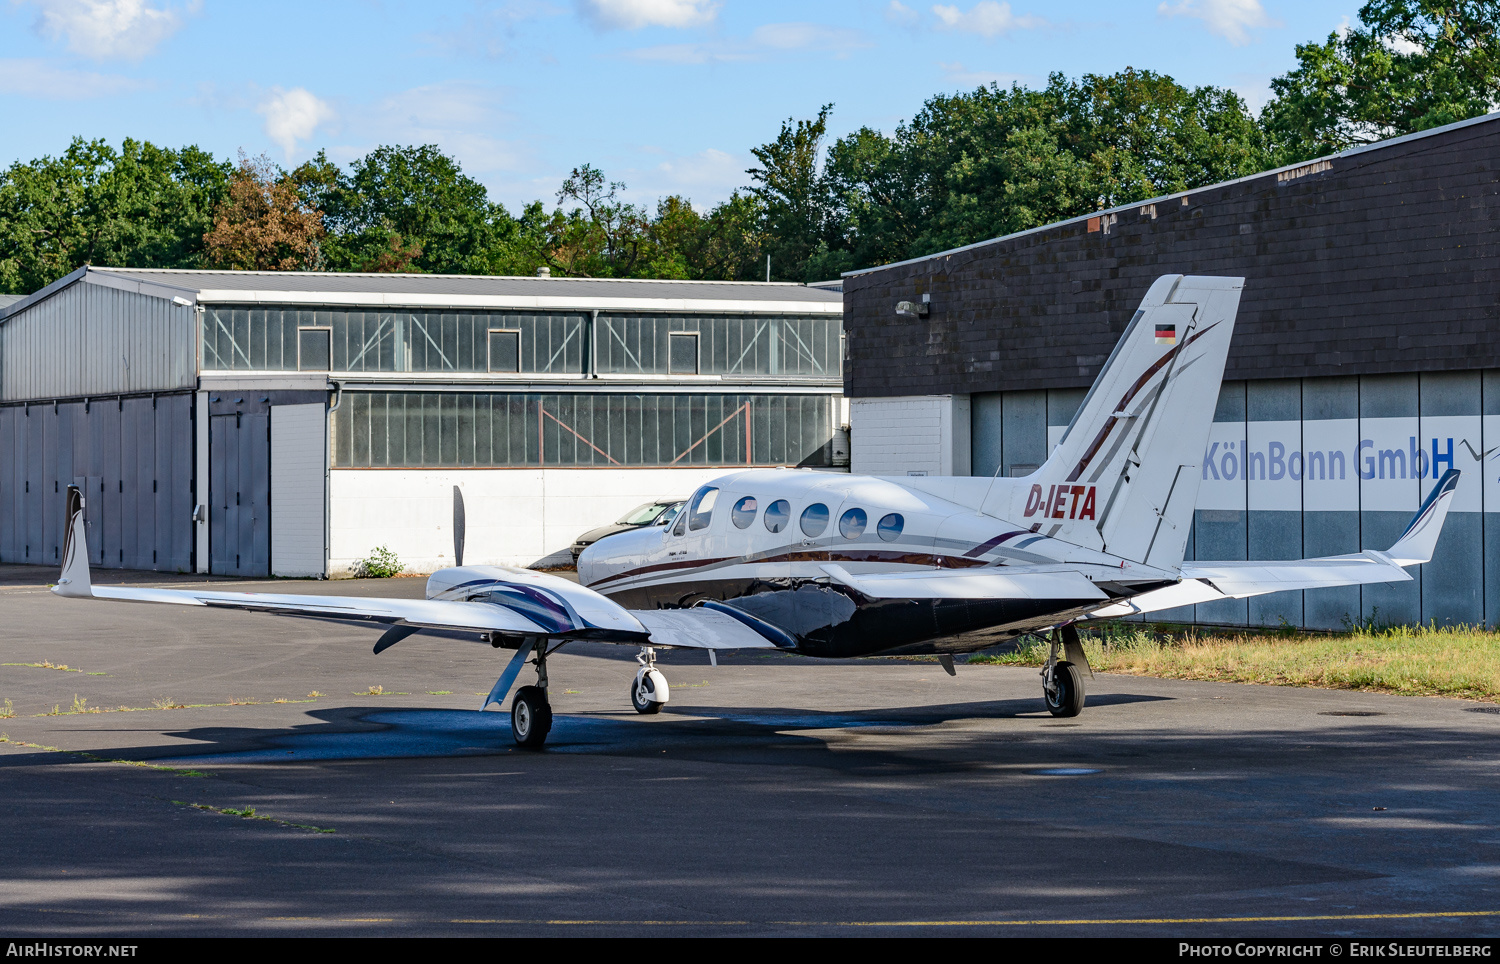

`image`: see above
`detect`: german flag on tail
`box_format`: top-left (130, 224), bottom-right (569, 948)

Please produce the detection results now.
top-left (1154, 323), bottom-right (1176, 345)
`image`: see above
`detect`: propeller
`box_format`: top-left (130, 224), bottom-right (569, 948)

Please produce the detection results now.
top-left (373, 623), bottom-right (419, 655)
top-left (453, 485), bottom-right (466, 567)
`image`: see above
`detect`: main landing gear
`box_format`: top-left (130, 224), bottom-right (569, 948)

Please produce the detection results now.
top-left (510, 642), bottom-right (553, 749)
top-left (1041, 624), bottom-right (1090, 718)
top-left (631, 647), bottom-right (671, 714)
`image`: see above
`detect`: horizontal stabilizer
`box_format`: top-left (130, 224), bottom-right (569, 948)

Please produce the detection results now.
top-left (821, 564), bottom-right (1108, 601)
top-left (1090, 470), bottom-right (1460, 620)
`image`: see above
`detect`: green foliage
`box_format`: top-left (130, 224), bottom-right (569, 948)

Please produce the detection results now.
top-left (0, 137), bottom-right (230, 294)
top-left (355, 546), bottom-right (402, 579)
top-left (1263, 0), bottom-right (1500, 163)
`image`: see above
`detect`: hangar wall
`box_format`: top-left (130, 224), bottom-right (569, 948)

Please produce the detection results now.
top-left (0, 394), bottom-right (195, 571)
top-left (329, 467), bottom-right (731, 573)
top-left (954, 371), bottom-right (1500, 630)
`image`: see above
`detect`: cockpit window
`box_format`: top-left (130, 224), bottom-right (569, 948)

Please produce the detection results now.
top-left (838, 507), bottom-right (867, 539)
top-left (877, 513), bottom-right (904, 541)
top-left (800, 503), bottom-right (829, 537)
top-left (763, 499), bottom-right (790, 533)
top-left (731, 496), bottom-right (758, 529)
top-left (687, 487), bottom-right (719, 531)
top-left (672, 510), bottom-right (687, 536)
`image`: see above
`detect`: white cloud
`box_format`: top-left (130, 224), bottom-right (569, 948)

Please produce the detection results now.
top-left (23, 0), bottom-right (191, 61)
top-left (257, 87), bottom-right (336, 159)
top-left (1157, 0), bottom-right (1276, 47)
top-left (626, 22), bottom-right (870, 63)
top-left (0, 57), bottom-right (148, 97)
top-left (748, 22), bottom-right (869, 53)
top-left (938, 61), bottom-right (1030, 88)
top-left (325, 83), bottom-right (527, 177)
top-left (577, 0), bottom-right (718, 30)
top-left (931, 2), bottom-right (1044, 39)
top-left (885, 1), bottom-right (919, 26)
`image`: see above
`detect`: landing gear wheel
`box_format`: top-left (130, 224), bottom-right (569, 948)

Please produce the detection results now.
top-left (511, 685), bottom-right (553, 748)
top-left (631, 673), bottom-right (665, 715)
top-left (1044, 661), bottom-right (1085, 718)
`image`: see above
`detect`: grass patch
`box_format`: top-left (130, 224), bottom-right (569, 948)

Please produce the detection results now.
top-left (970, 623), bottom-right (1500, 701)
top-left (3, 661), bottom-right (82, 673)
top-left (173, 801), bottom-right (335, 834)
top-left (0, 734), bottom-right (210, 776)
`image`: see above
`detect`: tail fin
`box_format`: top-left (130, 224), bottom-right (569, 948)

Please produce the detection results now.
top-left (53, 484), bottom-right (93, 598)
top-left (1386, 468), bottom-right (1460, 566)
top-left (1006, 275), bottom-right (1243, 568)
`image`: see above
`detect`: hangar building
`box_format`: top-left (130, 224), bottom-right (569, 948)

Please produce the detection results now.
top-left (0, 269), bottom-right (844, 577)
top-left (843, 110), bottom-right (1500, 631)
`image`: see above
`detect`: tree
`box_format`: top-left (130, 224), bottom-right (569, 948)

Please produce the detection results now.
top-left (319, 144), bottom-right (525, 275)
top-left (0, 138), bottom-right (229, 294)
top-left (203, 152), bottom-right (326, 271)
top-left (746, 105), bottom-right (839, 281)
top-left (1264, 1), bottom-right (1500, 162)
top-left (540, 164), bottom-right (651, 277)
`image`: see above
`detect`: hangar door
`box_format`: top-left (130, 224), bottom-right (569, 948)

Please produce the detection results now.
top-left (210, 412), bottom-right (270, 576)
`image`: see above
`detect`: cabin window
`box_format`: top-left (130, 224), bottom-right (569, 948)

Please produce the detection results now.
top-left (877, 513), bottom-right (904, 541)
top-left (800, 503), bottom-right (829, 537)
top-left (688, 487), bottom-right (719, 531)
top-left (763, 499), bottom-right (790, 533)
top-left (731, 496), bottom-right (758, 529)
top-left (838, 507), bottom-right (867, 539)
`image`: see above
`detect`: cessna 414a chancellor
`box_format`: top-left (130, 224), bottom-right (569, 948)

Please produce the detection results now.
top-left (53, 275), bottom-right (1460, 748)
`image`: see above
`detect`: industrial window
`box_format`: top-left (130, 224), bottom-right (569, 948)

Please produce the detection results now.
top-left (687, 487), bottom-right (718, 531)
top-left (488, 329), bottom-right (520, 373)
top-left (838, 507), bottom-right (867, 539)
top-left (298, 327), bottom-right (331, 371)
top-left (800, 503), bottom-right (829, 537)
top-left (731, 496), bottom-right (758, 529)
top-left (331, 392), bottom-right (837, 469)
top-left (202, 307), bottom-right (584, 374)
top-left (763, 499), bottom-right (790, 533)
top-left (669, 332), bottom-right (699, 375)
top-left (595, 314), bottom-right (842, 379)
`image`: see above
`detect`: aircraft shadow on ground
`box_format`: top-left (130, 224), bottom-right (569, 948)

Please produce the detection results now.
top-left (0, 692), bottom-right (1174, 767)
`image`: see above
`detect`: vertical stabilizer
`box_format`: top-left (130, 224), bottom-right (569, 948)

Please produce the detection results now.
top-left (54, 484), bottom-right (93, 598)
top-left (999, 275), bottom-right (1243, 568)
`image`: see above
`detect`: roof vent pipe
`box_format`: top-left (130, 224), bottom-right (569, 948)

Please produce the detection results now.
top-left (536, 266), bottom-right (551, 278)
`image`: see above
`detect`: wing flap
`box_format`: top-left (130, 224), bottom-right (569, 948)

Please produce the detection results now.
top-left (821, 564), bottom-right (1109, 601)
top-left (629, 608), bottom-right (780, 650)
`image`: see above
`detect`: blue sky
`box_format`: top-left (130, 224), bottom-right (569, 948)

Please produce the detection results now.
top-left (0, 0), bottom-right (1362, 213)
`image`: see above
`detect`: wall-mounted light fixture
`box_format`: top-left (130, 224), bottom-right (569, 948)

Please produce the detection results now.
top-left (895, 293), bottom-right (931, 318)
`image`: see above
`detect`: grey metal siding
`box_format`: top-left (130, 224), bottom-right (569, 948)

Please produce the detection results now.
top-left (1, 283), bottom-right (197, 401)
top-left (0, 394), bottom-right (194, 571)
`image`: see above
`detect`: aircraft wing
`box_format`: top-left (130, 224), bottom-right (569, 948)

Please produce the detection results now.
top-left (1090, 469), bottom-right (1460, 619)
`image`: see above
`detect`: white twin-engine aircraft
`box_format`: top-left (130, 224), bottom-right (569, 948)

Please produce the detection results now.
top-left (53, 275), bottom-right (1459, 749)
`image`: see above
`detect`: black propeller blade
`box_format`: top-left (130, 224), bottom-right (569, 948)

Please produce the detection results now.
top-left (453, 485), bottom-right (466, 568)
top-left (373, 624), bottom-right (420, 655)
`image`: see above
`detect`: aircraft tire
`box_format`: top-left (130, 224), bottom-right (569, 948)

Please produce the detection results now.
top-left (631, 674), bottom-right (665, 715)
top-left (1045, 661), bottom-right (1085, 718)
top-left (511, 685), bottom-right (553, 748)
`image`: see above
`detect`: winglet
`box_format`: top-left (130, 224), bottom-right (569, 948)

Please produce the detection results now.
top-left (1387, 469), bottom-right (1461, 566)
top-left (53, 485), bottom-right (93, 598)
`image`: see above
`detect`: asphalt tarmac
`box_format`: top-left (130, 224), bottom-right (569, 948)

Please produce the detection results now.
top-left (1, 565), bottom-right (1497, 937)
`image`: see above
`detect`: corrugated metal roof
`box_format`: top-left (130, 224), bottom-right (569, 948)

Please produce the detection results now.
top-left (0, 266), bottom-right (841, 319)
top-left (95, 268), bottom-right (841, 303)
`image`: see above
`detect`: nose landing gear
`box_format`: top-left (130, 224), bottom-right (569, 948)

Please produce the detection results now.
top-left (631, 646), bottom-right (671, 714)
top-left (509, 640), bottom-right (553, 749)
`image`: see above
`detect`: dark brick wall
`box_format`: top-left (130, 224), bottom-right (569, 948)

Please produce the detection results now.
top-left (843, 115), bottom-right (1500, 399)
